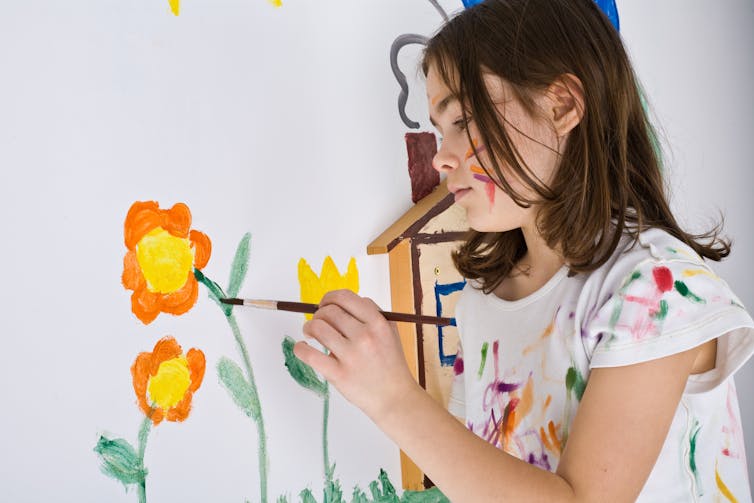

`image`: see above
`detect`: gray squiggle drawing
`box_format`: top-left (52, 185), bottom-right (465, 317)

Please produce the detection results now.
top-left (390, 34), bottom-right (429, 129)
top-left (390, 0), bottom-right (449, 129)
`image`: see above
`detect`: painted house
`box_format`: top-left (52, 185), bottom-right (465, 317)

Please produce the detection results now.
top-left (367, 133), bottom-right (468, 491)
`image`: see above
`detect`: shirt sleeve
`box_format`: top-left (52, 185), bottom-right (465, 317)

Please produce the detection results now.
top-left (585, 258), bottom-right (754, 392)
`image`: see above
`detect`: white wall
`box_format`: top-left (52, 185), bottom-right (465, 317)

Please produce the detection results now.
top-left (0, 0), bottom-right (751, 501)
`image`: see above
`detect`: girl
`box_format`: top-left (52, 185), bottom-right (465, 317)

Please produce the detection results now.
top-left (294, 0), bottom-right (754, 501)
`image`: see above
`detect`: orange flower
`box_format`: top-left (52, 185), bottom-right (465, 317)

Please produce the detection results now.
top-left (122, 201), bottom-right (211, 324)
top-left (132, 336), bottom-right (206, 425)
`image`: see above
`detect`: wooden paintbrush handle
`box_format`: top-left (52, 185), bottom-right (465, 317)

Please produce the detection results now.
top-left (275, 300), bottom-right (453, 326)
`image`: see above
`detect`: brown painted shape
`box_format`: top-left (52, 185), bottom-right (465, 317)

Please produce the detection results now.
top-left (405, 132), bottom-right (440, 203)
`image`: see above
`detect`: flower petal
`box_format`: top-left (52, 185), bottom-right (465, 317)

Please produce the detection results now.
top-left (131, 288), bottom-right (161, 325)
top-left (165, 392), bottom-right (193, 422)
top-left (124, 201), bottom-right (161, 250)
top-left (163, 203), bottom-right (192, 239)
top-left (190, 230), bottom-right (212, 270)
top-left (186, 348), bottom-right (206, 393)
top-left (149, 336), bottom-right (184, 375)
top-left (161, 274), bottom-right (199, 315)
top-left (149, 408), bottom-right (165, 425)
top-left (121, 250), bottom-right (144, 290)
top-left (131, 352), bottom-right (154, 419)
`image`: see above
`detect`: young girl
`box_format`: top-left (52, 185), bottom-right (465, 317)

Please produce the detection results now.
top-left (294, 0), bottom-right (754, 501)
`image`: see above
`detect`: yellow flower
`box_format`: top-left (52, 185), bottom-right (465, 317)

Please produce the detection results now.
top-left (298, 256), bottom-right (359, 320)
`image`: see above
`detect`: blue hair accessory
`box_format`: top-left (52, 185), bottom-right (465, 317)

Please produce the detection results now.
top-left (461, 0), bottom-right (620, 32)
top-left (593, 0), bottom-right (620, 31)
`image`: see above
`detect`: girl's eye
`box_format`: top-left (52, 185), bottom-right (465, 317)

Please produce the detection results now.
top-left (453, 116), bottom-right (472, 131)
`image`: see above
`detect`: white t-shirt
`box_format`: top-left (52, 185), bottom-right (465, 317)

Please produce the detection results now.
top-left (451, 228), bottom-right (754, 502)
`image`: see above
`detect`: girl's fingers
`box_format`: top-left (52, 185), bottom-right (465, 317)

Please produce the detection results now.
top-left (313, 302), bottom-right (365, 342)
top-left (319, 290), bottom-right (387, 326)
top-left (302, 317), bottom-right (348, 356)
top-left (293, 341), bottom-right (339, 380)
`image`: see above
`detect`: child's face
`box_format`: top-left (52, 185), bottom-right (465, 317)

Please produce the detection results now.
top-left (426, 64), bottom-right (562, 233)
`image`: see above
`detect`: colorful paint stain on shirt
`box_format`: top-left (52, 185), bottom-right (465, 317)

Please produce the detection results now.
top-left (689, 418), bottom-right (703, 496)
top-left (477, 341), bottom-right (489, 378)
top-left (565, 366), bottom-right (586, 401)
top-left (675, 280), bottom-right (706, 304)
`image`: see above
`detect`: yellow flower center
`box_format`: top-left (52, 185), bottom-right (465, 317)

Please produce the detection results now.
top-left (136, 227), bottom-right (194, 294)
top-left (148, 356), bottom-right (191, 410)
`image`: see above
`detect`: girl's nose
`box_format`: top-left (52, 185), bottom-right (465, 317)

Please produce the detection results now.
top-left (432, 141), bottom-right (459, 173)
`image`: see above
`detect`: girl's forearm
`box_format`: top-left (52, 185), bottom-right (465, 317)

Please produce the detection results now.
top-left (373, 383), bottom-right (577, 503)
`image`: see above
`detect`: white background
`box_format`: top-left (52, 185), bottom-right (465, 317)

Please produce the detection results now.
top-left (0, 0), bottom-right (751, 501)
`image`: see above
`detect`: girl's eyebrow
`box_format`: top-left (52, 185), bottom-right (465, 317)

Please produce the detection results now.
top-left (429, 93), bottom-right (459, 128)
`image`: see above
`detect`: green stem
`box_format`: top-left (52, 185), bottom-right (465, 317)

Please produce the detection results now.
top-left (195, 268), bottom-right (268, 503)
top-left (136, 416), bottom-right (152, 503)
top-left (323, 383), bottom-right (331, 481)
top-left (226, 311), bottom-right (268, 503)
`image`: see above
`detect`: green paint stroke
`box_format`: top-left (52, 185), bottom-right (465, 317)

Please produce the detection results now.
top-left (477, 341), bottom-right (489, 378)
top-left (566, 366), bottom-right (586, 402)
top-left (94, 416), bottom-right (151, 502)
top-left (227, 233), bottom-right (252, 299)
top-left (689, 418), bottom-right (703, 495)
top-left (94, 435), bottom-right (146, 487)
top-left (194, 268), bottom-right (231, 315)
top-left (218, 357), bottom-right (262, 421)
top-left (282, 336), bottom-right (328, 397)
top-left (283, 336), bottom-right (332, 479)
top-left (610, 270), bottom-right (642, 329)
top-left (224, 313), bottom-right (269, 503)
top-left (655, 299), bottom-right (669, 321)
top-left (674, 280), bottom-right (706, 304)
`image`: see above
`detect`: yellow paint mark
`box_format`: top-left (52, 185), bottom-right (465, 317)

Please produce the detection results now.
top-left (169, 0), bottom-right (179, 15)
top-left (148, 356), bottom-right (191, 410)
top-left (268, 0), bottom-right (282, 6)
top-left (136, 227), bottom-right (194, 294)
top-left (683, 268), bottom-right (718, 280)
top-left (716, 464), bottom-right (739, 503)
top-left (298, 256), bottom-right (359, 320)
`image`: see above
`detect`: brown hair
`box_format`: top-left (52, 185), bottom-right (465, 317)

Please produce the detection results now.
top-left (422, 0), bottom-right (730, 293)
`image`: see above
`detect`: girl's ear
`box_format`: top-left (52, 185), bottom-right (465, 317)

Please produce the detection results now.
top-left (546, 73), bottom-right (585, 137)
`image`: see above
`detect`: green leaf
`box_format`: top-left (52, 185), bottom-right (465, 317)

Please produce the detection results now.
top-left (217, 357), bottom-right (261, 420)
top-left (227, 233), bottom-right (251, 299)
top-left (282, 336), bottom-right (328, 398)
top-left (93, 435), bottom-right (146, 486)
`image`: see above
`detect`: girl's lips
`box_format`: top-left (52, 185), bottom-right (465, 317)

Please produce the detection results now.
top-left (454, 188), bottom-right (471, 202)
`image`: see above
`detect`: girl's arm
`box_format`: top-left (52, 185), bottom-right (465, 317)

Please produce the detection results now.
top-left (294, 289), bottom-right (702, 503)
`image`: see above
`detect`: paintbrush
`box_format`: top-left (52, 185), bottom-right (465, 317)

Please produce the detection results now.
top-left (220, 298), bottom-right (454, 326)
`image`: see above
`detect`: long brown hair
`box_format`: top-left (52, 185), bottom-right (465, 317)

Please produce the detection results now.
top-left (422, 0), bottom-right (730, 293)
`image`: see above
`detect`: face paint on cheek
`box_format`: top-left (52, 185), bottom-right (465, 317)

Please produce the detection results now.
top-left (485, 181), bottom-right (496, 210)
top-left (465, 139), bottom-right (488, 160)
top-left (469, 165), bottom-right (497, 210)
top-left (470, 165), bottom-right (493, 183)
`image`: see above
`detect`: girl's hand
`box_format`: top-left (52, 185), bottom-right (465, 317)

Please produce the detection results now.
top-left (293, 289), bottom-right (420, 422)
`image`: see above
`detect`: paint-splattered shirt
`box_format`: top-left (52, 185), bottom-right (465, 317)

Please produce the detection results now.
top-left (450, 228), bottom-right (754, 502)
